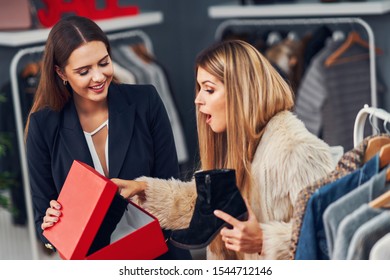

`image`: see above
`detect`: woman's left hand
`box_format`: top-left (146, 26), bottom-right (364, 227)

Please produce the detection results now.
top-left (214, 199), bottom-right (263, 254)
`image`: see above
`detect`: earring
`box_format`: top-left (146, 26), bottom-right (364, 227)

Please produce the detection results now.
top-left (63, 80), bottom-right (68, 86)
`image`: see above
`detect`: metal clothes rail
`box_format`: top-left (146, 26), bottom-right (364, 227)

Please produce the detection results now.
top-left (354, 104), bottom-right (390, 147)
top-left (9, 29), bottom-right (154, 259)
top-left (214, 17), bottom-right (378, 119)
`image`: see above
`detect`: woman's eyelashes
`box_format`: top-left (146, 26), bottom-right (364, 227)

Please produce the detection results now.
top-left (79, 70), bottom-right (88, 76)
top-left (100, 61), bottom-right (110, 67)
top-left (78, 61), bottom-right (110, 76)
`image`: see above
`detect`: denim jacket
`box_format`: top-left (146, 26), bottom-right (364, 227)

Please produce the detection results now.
top-left (294, 154), bottom-right (380, 260)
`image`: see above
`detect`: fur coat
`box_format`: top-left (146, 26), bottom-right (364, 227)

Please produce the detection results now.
top-left (134, 111), bottom-right (334, 260)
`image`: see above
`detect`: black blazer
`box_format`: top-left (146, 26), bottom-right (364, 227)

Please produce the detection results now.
top-left (26, 83), bottom-right (191, 259)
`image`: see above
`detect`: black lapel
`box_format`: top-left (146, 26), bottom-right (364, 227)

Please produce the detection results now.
top-left (59, 100), bottom-right (94, 167)
top-left (108, 84), bottom-right (135, 178)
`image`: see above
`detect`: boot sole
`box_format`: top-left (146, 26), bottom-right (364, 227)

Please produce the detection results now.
top-left (169, 211), bottom-right (248, 250)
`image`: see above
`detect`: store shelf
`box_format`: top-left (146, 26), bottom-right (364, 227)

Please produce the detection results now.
top-left (209, 1), bottom-right (390, 18)
top-left (0, 11), bottom-right (163, 47)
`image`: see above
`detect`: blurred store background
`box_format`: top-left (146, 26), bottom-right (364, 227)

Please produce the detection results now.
top-left (1, 0), bottom-right (390, 260)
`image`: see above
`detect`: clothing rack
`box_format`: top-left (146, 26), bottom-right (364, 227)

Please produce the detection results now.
top-left (214, 17), bottom-right (378, 116)
top-left (353, 104), bottom-right (390, 147)
top-left (107, 29), bottom-right (154, 54)
top-left (9, 29), bottom-right (154, 260)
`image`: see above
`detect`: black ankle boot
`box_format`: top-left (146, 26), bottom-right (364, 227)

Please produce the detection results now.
top-left (170, 169), bottom-right (247, 250)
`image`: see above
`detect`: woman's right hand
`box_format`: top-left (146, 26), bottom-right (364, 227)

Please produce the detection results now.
top-left (41, 200), bottom-right (62, 230)
top-left (111, 178), bottom-right (147, 200)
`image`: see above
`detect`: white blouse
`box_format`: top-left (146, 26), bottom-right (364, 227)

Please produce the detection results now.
top-left (83, 119), bottom-right (109, 176)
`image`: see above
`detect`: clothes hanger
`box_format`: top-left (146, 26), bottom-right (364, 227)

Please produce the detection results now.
top-left (266, 31), bottom-right (282, 47)
top-left (380, 143), bottom-right (390, 183)
top-left (363, 112), bottom-right (390, 163)
top-left (364, 136), bottom-right (390, 163)
top-left (380, 119), bottom-right (390, 180)
top-left (368, 144), bottom-right (390, 208)
top-left (370, 189), bottom-right (390, 208)
top-left (331, 30), bottom-right (345, 42)
top-left (324, 30), bottom-right (383, 67)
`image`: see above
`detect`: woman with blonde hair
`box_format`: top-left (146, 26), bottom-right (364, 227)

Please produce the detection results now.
top-left (113, 40), bottom-right (334, 259)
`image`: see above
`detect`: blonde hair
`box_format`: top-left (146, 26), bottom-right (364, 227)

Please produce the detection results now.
top-left (195, 40), bottom-right (294, 259)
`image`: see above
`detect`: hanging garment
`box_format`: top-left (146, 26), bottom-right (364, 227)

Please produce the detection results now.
top-left (323, 167), bottom-right (390, 258)
top-left (295, 37), bottom-right (382, 151)
top-left (294, 154), bottom-right (380, 260)
top-left (117, 45), bottom-right (155, 84)
top-left (369, 232), bottom-right (390, 259)
top-left (346, 209), bottom-right (390, 260)
top-left (288, 134), bottom-right (383, 259)
top-left (112, 61), bottom-right (136, 84)
top-left (295, 39), bottom-right (342, 137)
top-left (332, 203), bottom-right (384, 259)
top-left (302, 26), bottom-right (333, 75)
top-left (265, 37), bottom-right (301, 85)
top-left (111, 47), bottom-right (147, 84)
top-left (321, 48), bottom-right (376, 151)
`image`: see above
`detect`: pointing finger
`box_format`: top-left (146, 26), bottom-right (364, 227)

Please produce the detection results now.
top-left (214, 209), bottom-right (240, 228)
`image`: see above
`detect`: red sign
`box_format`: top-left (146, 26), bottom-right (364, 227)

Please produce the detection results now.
top-left (37, 0), bottom-right (139, 28)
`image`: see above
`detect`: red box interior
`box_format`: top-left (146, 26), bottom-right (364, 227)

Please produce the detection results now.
top-left (43, 160), bottom-right (167, 260)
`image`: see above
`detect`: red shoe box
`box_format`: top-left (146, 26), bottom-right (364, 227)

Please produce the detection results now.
top-left (43, 160), bottom-right (167, 260)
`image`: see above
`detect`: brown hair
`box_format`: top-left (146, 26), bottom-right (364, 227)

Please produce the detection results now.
top-left (195, 40), bottom-right (294, 259)
top-left (24, 16), bottom-right (111, 137)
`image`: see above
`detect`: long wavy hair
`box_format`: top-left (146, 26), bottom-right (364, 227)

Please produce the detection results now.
top-left (195, 40), bottom-right (294, 259)
top-left (24, 15), bottom-right (111, 137)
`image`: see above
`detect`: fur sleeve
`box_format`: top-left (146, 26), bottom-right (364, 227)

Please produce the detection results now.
top-left (132, 177), bottom-right (197, 230)
top-left (260, 221), bottom-right (292, 260)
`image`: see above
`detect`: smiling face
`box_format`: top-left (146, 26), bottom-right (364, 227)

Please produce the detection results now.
top-left (195, 67), bottom-right (227, 133)
top-left (56, 40), bottom-right (113, 107)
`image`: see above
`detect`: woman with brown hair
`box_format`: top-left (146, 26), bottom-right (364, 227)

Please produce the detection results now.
top-left (25, 15), bottom-right (191, 259)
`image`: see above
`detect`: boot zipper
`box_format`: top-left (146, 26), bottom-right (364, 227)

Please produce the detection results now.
top-left (205, 174), bottom-right (211, 204)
